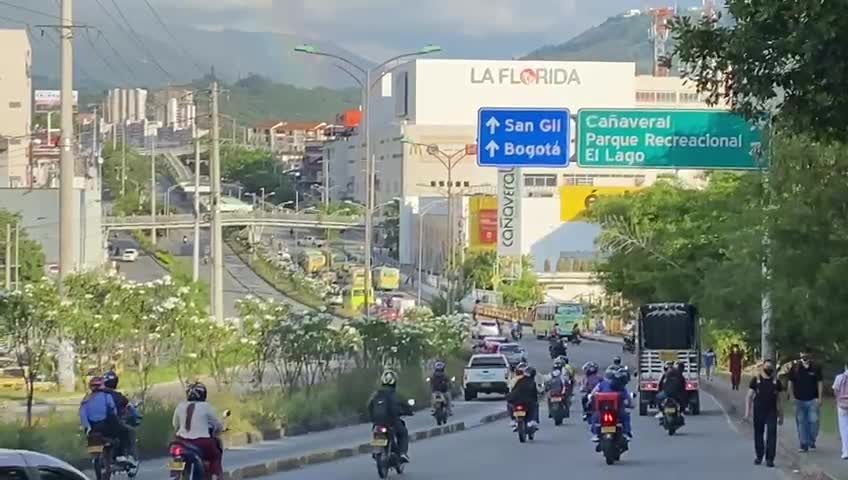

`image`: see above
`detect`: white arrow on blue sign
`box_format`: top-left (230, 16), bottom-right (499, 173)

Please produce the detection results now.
top-left (477, 107), bottom-right (571, 168)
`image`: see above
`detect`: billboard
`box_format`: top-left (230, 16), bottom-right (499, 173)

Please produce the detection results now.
top-left (559, 185), bottom-right (645, 222)
top-left (479, 209), bottom-right (497, 244)
top-left (497, 168), bottom-right (522, 256)
top-left (34, 90), bottom-right (78, 112)
top-left (467, 195), bottom-right (497, 252)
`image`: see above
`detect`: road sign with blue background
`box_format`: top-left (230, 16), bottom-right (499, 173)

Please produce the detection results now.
top-left (477, 107), bottom-right (571, 167)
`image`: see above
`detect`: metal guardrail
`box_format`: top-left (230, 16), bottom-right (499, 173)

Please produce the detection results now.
top-left (102, 211), bottom-right (365, 230)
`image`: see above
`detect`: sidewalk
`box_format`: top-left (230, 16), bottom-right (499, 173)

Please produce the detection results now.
top-left (578, 333), bottom-right (845, 478)
top-left (127, 401), bottom-right (507, 480)
top-left (703, 373), bottom-right (846, 480)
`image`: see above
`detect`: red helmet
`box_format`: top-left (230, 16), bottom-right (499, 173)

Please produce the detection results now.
top-left (89, 376), bottom-right (105, 391)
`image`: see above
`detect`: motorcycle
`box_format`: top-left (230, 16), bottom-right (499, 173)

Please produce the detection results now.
top-left (168, 409), bottom-right (231, 480)
top-left (87, 402), bottom-right (143, 480)
top-left (622, 337), bottom-right (635, 353)
top-left (511, 324), bottom-right (523, 341)
top-left (548, 391), bottom-right (567, 426)
top-left (431, 392), bottom-right (449, 425)
top-left (660, 397), bottom-right (684, 435)
top-left (569, 334), bottom-right (582, 345)
top-left (513, 403), bottom-right (537, 443)
top-left (372, 399), bottom-right (415, 479)
top-left (593, 393), bottom-right (632, 465)
top-left (548, 340), bottom-right (567, 360)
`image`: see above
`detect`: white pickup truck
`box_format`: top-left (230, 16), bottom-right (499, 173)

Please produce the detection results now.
top-left (463, 353), bottom-right (510, 401)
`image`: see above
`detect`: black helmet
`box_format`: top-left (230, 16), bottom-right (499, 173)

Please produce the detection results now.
top-left (604, 366), bottom-right (618, 380)
top-left (612, 356), bottom-right (622, 366)
top-left (526, 366), bottom-right (537, 378)
top-left (664, 360), bottom-right (674, 371)
top-left (380, 370), bottom-right (398, 387)
top-left (103, 370), bottom-right (119, 389)
top-left (187, 382), bottom-right (208, 402)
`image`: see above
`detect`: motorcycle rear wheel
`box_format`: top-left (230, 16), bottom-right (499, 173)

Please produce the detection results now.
top-left (517, 421), bottom-right (527, 443)
top-left (375, 453), bottom-right (389, 479)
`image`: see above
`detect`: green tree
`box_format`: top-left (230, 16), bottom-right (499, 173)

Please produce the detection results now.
top-left (220, 145), bottom-right (295, 204)
top-left (0, 280), bottom-right (61, 426)
top-left (673, 1), bottom-right (848, 140)
top-left (0, 210), bottom-right (45, 283)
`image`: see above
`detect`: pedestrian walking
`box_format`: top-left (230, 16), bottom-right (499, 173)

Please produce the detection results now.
top-left (832, 362), bottom-right (848, 460)
top-left (730, 345), bottom-right (744, 391)
top-left (746, 359), bottom-right (784, 467)
top-left (704, 347), bottom-right (717, 381)
top-left (788, 349), bottom-right (824, 452)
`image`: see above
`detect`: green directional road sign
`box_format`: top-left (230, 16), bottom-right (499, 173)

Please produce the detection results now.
top-left (577, 109), bottom-right (762, 169)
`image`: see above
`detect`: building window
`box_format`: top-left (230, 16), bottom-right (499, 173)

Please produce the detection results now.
top-left (679, 92), bottom-right (702, 104)
top-left (656, 91), bottom-right (677, 103)
top-left (523, 174), bottom-right (557, 187)
top-left (8, 101), bottom-right (21, 109)
top-left (635, 91), bottom-right (656, 102)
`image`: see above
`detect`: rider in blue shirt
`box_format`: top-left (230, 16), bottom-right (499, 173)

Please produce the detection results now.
top-left (589, 366), bottom-right (633, 441)
top-left (80, 377), bottom-right (133, 465)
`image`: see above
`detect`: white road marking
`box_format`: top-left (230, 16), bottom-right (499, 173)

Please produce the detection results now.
top-left (703, 389), bottom-right (740, 434)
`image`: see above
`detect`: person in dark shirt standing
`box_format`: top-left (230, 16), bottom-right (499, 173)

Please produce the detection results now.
top-left (788, 349), bottom-right (824, 452)
top-left (729, 345), bottom-right (744, 391)
top-left (745, 359), bottom-right (784, 467)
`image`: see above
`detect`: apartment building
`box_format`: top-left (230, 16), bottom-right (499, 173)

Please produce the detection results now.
top-left (0, 29), bottom-right (32, 187)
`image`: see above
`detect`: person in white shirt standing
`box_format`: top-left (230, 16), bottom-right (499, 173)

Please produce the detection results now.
top-left (832, 364), bottom-right (848, 460)
top-left (172, 383), bottom-right (225, 478)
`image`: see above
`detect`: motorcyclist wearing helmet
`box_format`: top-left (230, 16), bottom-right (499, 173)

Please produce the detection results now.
top-left (506, 363), bottom-right (540, 430)
top-left (588, 366), bottom-right (633, 442)
top-left (612, 356), bottom-right (623, 368)
top-left (173, 382), bottom-right (225, 479)
top-left (368, 370), bottom-right (413, 463)
top-left (549, 335), bottom-right (567, 359)
top-left (103, 371), bottom-right (140, 465)
top-left (581, 361), bottom-right (603, 419)
top-left (428, 361), bottom-right (452, 416)
top-left (80, 377), bottom-right (134, 465)
top-left (559, 356), bottom-right (576, 381)
top-left (656, 361), bottom-right (687, 420)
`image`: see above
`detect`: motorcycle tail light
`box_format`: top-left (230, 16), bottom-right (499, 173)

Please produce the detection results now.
top-left (515, 405), bottom-right (525, 412)
top-left (601, 412), bottom-right (616, 426)
top-left (377, 426), bottom-right (388, 433)
top-left (686, 382), bottom-right (698, 390)
top-left (170, 445), bottom-right (185, 457)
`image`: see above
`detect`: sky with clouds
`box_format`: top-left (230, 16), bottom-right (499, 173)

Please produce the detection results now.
top-left (150, 0), bottom-right (702, 60)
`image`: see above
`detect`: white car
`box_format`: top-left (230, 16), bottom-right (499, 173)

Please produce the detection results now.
top-left (121, 248), bottom-right (139, 262)
top-left (473, 319), bottom-right (501, 338)
top-left (463, 354), bottom-right (510, 400)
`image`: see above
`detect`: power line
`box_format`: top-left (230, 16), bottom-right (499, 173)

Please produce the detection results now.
top-left (0, 1), bottom-right (61, 20)
top-left (93, 28), bottom-right (137, 77)
top-left (140, 0), bottom-right (204, 75)
top-left (82, 28), bottom-right (128, 84)
top-left (107, 0), bottom-right (174, 81)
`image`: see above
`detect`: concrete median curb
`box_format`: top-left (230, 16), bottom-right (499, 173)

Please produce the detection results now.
top-left (702, 381), bottom-right (838, 480)
top-left (582, 334), bottom-right (624, 345)
top-left (223, 411), bottom-right (510, 479)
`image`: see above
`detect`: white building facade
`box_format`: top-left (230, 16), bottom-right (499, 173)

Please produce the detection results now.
top-left (0, 29), bottom-right (32, 187)
top-left (323, 59), bottom-right (723, 273)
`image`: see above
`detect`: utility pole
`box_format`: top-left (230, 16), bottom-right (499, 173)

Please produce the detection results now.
top-left (150, 136), bottom-right (157, 243)
top-left (210, 80), bottom-right (224, 323)
top-left (192, 117), bottom-right (201, 282)
top-left (120, 123), bottom-right (126, 195)
top-left (13, 224), bottom-right (19, 290)
top-left (363, 69), bottom-right (373, 319)
top-left (4, 224), bottom-right (10, 289)
top-left (57, 0), bottom-right (77, 392)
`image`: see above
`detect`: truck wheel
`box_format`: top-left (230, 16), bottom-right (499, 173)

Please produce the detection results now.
top-left (464, 388), bottom-right (476, 401)
top-left (639, 394), bottom-right (648, 416)
top-left (690, 393), bottom-right (700, 415)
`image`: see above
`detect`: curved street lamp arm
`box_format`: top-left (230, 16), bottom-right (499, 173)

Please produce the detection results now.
top-left (304, 50), bottom-right (367, 76)
top-left (333, 64), bottom-right (365, 88)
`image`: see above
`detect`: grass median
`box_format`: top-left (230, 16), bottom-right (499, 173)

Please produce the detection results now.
top-left (0, 366), bottom-right (434, 467)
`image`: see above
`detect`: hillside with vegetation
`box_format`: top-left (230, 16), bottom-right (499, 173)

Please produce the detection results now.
top-left (523, 13), bottom-right (655, 73)
top-left (217, 75), bottom-right (359, 124)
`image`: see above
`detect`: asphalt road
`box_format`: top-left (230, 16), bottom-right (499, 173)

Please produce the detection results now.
top-left (282, 393), bottom-right (785, 480)
top-left (257, 340), bottom-right (787, 480)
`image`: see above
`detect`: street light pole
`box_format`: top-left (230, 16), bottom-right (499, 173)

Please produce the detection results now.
top-left (192, 119), bottom-right (201, 282)
top-left (210, 80), bottom-right (225, 323)
top-left (293, 43), bottom-right (441, 319)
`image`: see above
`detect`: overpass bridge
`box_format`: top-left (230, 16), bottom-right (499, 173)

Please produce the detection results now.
top-left (103, 211), bottom-right (365, 231)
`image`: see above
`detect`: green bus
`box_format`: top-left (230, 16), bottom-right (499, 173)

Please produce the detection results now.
top-left (554, 302), bottom-right (586, 339)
